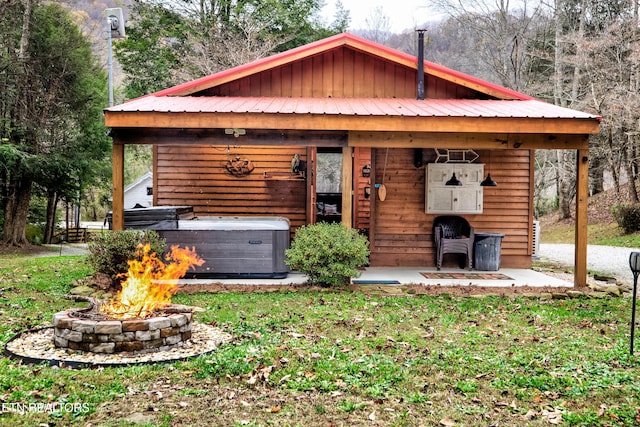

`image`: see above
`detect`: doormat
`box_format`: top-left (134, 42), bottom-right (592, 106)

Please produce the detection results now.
top-left (420, 272), bottom-right (513, 280)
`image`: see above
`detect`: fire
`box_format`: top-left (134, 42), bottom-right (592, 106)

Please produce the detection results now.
top-left (99, 244), bottom-right (204, 320)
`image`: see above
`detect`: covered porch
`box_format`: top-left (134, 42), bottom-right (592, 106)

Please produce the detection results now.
top-left (105, 33), bottom-right (601, 288)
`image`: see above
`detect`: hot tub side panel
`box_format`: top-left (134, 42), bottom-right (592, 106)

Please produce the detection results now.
top-left (159, 228), bottom-right (290, 278)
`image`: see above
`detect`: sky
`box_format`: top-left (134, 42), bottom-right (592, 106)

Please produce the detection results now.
top-left (320, 0), bottom-right (437, 33)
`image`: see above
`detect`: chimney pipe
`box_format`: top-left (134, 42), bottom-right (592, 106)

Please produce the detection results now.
top-left (416, 29), bottom-right (426, 100)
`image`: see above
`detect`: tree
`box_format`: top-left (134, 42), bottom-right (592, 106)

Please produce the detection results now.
top-left (427, 0), bottom-right (544, 91)
top-left (0, 2), bottom-right (110, 245)
top-left (115, 0), bottom-right (349, 99)
top-left (360, 6), bottom-right (392, 44)
top-left (548, 0), bottom-right (639, 214)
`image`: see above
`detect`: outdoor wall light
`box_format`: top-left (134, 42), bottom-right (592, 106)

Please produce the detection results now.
top-left (445, 172), bottom-right (462, 186)
top-left (362, 164), bottom-right (371, 177)
top-left (480, 173), bottom-right (497, 187)
top-left (629, 252), bottom-right (640, 355)
top-left (480, 151), bottom-right (497, 187)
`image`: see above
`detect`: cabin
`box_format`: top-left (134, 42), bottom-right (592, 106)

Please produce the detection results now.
top-left (104, 32), bottom-right (601, 287)
top-left (124, 171), bottom-right (153, 209)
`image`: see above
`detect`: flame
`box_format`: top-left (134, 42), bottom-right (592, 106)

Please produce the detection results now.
top-left (99, 244), bottom-right (204, 319)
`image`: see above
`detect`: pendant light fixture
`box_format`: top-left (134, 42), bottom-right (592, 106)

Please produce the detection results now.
top-left (445, 172), bottom-right (463, 186)
top-left (480, 151), bottom-right (497, 187)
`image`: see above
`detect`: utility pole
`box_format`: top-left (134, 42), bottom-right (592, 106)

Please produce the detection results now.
top-left (105, 8), bottom-right (126, 107)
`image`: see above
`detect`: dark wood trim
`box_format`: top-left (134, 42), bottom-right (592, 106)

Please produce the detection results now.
top-left (109, 128), bottom-right (348, 147)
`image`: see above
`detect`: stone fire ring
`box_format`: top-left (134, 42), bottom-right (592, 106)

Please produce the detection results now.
top-left (4, 322), bottom-right (232, 369)
top-left (53, 309), bottom-right (194, 354)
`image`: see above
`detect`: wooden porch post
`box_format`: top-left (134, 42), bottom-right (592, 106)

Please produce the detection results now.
top-left (112, 143), bottom-right (125, 230)
top-left (574, 148), bottom-right (589, 288)
top-left (342, 147), bottom-right (353, 228)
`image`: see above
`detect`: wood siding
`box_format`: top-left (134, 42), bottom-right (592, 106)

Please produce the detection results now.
top-left (201, 47), bottom-right (483, 99)
top-left (369, 148), bottom-right (533, 268)
top-left (353, 147), bottom-right (372, 232)
top-left (154, 145), bottom-right (308, 235)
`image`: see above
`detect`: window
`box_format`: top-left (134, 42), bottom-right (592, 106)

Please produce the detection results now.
top-left (316, 151), bottom-right (342, 193)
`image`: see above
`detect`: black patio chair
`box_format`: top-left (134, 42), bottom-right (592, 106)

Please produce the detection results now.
top-left (433, 215), bottom-right (474, 270)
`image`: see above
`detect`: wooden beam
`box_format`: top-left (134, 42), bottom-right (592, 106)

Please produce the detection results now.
top-left (110, 128), bottom-right (348, 147)
top-left (574, 148), bottom-right (589, 288)
top-left (349, 131), bottom-right (590, 150)
top-left (342, 147), bottom-right (353, 228)
top-left (112, 143), bottom-right (125, 230)
top-left (108, 127), bottom-right (590, 150)
top-left (104, 111), bottom-right (601, 135)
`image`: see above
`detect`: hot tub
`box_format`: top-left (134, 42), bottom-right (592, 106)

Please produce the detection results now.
top-left (158, 216), bottom-right (290, 279)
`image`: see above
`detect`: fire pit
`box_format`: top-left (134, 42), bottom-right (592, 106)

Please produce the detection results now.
top-left (53, 303), bottom-right (194, 354)
top-left (4, 244), bottom-right (232, 367)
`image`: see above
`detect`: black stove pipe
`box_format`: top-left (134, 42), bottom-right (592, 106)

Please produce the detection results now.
top-left (416, 29), bottom-right (426, 100)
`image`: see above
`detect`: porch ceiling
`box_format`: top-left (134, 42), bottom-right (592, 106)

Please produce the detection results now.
top-left (104, 96), bottom-right (602, 135)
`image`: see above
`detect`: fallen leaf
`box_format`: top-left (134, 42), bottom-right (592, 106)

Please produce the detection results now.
top-left (440, 418), bottom-right (455, 426)
top-left (279, 374), bottom-right (292, 383)
top-left (541, 409), bottom-right (562, 425)
top-left (270, 406), bottom-right (281, 413)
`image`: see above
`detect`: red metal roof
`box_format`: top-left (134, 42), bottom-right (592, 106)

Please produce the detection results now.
top-left (107, 96), bottom-right (600, 121)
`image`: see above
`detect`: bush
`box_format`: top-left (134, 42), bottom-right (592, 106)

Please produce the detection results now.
top-left (25, 224), bottom-right (44, 244)
top-left (611, 204), bottom-right (640, 234)
top-left (285, 222), bottom-right (369, 287)
top-left (87, 230), bottom-right (166, 285)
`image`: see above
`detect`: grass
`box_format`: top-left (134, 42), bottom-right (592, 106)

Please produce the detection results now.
top-left (1, 254), bottom-right (640, 426)
top-left (541, 221), bottom-right (640, 247)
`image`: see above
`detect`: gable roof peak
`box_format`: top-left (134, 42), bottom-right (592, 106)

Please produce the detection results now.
top-left (148, 32), bottom-right (532, 101)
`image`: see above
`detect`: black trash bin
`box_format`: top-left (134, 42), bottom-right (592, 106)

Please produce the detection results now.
top-left (474, 232), bottom-right (505, 271)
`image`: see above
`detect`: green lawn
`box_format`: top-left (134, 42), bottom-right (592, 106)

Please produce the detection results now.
top-left (1, 255), bottom-right (639, 426)
top-left (541, 221), bottom-right (640, 247)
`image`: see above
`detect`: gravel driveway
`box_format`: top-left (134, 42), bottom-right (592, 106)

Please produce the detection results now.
top-left (539, 243), bottom-right (640, 285)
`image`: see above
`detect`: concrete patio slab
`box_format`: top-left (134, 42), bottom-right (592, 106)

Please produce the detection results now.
top-left (176, 267), bottom-right (572, 288)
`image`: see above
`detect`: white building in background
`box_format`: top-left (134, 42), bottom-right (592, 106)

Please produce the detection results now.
top-left (124, 171), bottom-right (153, 208)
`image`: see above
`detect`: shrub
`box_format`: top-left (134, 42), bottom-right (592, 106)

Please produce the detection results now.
top-left (87, 230), bottom-right (166, 286)
top-left (611, 204), bottom-right (640, 234)
top-left (285, 222), bottom-right (369, 287)
top-left (25, 224), bottom-right (44, 244)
